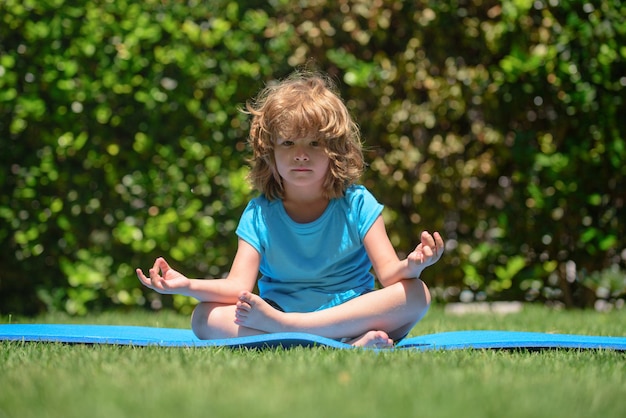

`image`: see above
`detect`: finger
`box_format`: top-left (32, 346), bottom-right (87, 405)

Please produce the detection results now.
top-left (156, 257), bottom-right (171, 272)
top-left (407, 249), bottom-right (424, 264)
top-left (136, 269), bottom-right (151, 286)
top-left (434, 232), bottom-right (444, 252)
top-left (421, 231), bottom-right (436, 248)
top-left (151, 258), bottom-right (161, 274)
top-left (149, 268), bottom-right (163, 287)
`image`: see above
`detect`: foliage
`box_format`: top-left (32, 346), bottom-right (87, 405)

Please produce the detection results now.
top-left (0, 0), bottom-right (293, 314)
top-left (1, 0), bottom-right (624, 315)
top-left (271, 0), bottom-right (626, 306)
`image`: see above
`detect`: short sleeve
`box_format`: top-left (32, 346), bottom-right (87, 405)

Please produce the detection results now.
top-left (348, 185), bottom-right (384, 239)
top-left (235, 199), bottom-right (264, 254)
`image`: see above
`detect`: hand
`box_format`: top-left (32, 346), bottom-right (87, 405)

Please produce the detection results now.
top-left (406, 231), bottom-right (444, 275)
top-left (136, 257), bottom-right (190, 295)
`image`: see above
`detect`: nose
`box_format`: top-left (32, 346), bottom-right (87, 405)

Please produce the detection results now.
top-left (293, 145), bottom-right (309, 161)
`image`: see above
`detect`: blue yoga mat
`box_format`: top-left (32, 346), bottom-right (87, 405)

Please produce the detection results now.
top-left (1, 324), bottom-right (625, 351)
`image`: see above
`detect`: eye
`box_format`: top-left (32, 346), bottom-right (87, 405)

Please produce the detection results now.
top-left (309, 140), bottom-right (321, 147)
top-left (279, 140), bottom-right (294, 146)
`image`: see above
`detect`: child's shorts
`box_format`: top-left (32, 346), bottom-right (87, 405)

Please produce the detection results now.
top-left (262, 288), bottom-right (374, 313)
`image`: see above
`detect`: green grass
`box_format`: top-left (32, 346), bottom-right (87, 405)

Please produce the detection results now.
top-left (1, 304), bottom-right (625, 418)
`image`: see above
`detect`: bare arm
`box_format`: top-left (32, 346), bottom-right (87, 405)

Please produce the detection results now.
top-left (136, 238), bottom-right (261, 303)
top-left (363, 216), bottom-right (444, 287)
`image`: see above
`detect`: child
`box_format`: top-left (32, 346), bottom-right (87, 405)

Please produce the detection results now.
top-left (136, 71), bottom-right (444, 348)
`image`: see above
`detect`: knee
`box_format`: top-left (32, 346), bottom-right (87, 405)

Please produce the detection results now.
top-left (406, 279), bottom-right (431, 317)
top-left (420, 279), bottom-right (432, 306)
top-left (191, 302), bottom-right (213, 339)
top-left (191, 302), bottom-right (239, 340)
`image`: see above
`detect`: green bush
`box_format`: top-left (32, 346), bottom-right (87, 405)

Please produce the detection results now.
top-left (1, 0), bottom-right (624, 315)
top-left (0, 0), bottom-right (294, 314)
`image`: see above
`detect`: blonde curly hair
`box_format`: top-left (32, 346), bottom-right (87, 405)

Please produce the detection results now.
top-left (245, 72), bottom-right (364, 200)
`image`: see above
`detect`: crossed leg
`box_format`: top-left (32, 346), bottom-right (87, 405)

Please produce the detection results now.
top-left (191, 278), bottom-right (431, 348)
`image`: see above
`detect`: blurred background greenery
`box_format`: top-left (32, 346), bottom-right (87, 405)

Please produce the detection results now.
top-left (1, 0), bottom-right (624, 316)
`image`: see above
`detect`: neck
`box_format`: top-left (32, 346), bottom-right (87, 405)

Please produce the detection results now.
top-left (282, 182), bottom-right (325, 203)
top-left (282, 188), bottom-right (329, 223)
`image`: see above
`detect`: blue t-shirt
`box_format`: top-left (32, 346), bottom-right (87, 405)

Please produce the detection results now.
top-left (236, 184), bottom-right (384, 313)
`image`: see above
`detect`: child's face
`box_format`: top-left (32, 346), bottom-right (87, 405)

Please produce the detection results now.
top-left (273, 136), bottom-right (330, 193)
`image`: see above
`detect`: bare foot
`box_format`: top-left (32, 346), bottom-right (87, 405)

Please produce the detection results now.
top-left (235, 293), bottom-right (394, 349)
top-left (235, 291), bottom-right (285, 332)
top-left (344, 330), bottom-right (394, 349)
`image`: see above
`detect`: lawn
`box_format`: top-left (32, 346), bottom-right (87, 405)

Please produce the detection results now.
top-left (1, 304), bottom-right (625, 418)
